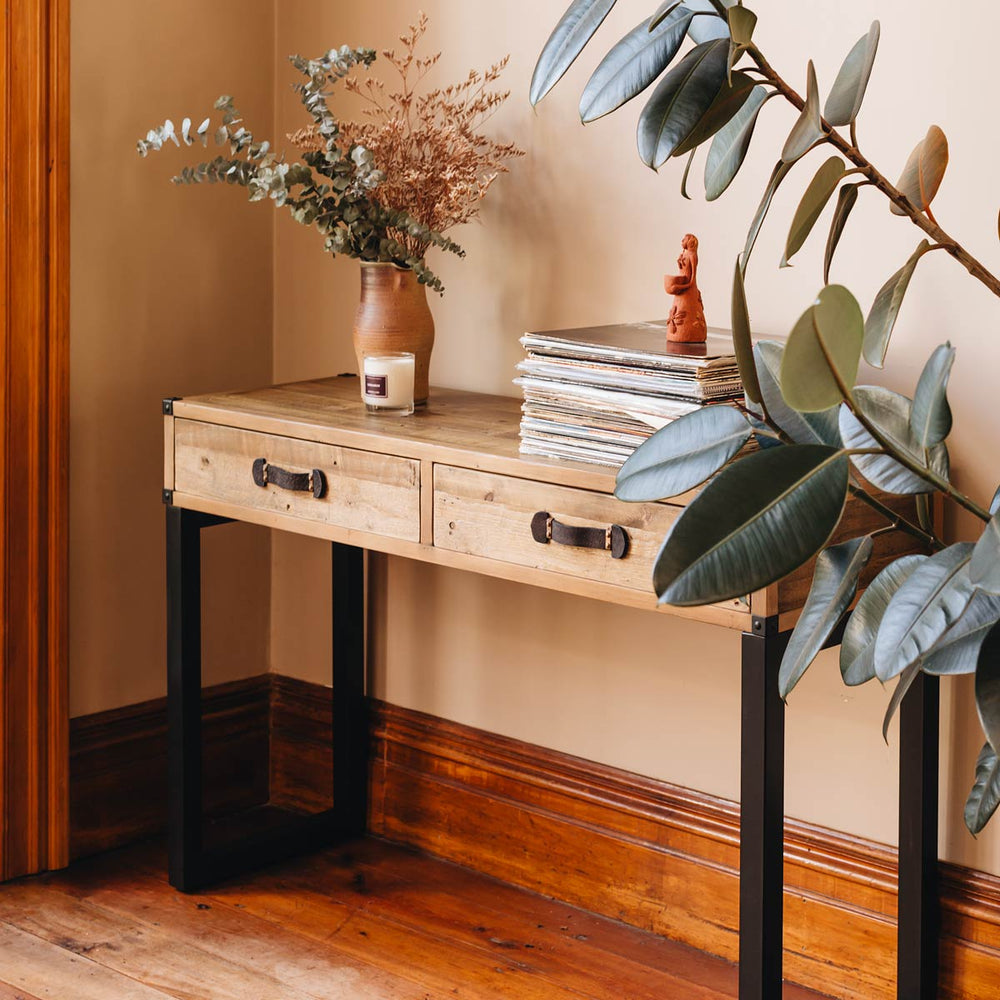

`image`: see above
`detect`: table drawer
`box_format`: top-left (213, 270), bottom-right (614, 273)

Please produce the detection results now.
top-left (173, 419), bottom-right (420, 541)
top-left (433, 465), bottom-right (679, 593)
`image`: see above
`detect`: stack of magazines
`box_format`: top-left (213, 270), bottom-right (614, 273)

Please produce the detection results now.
top-left (515, 321), bottom-right (744, 468)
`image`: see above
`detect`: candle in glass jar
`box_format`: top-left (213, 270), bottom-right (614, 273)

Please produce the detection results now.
top-left (362, 352), bottom-right (415, 415)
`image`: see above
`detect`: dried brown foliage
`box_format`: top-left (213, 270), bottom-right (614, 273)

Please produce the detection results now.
top-left (290, 13), bottom-right (523, 259)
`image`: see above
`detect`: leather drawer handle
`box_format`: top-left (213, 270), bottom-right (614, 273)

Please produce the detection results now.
top-left (252, 458), bottom-right (327, 499)
top-left (530, 511), bottom-right (629, 560)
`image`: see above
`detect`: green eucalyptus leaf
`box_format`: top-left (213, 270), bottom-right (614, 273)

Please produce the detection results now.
top-left (864, 241), bottom-right (932, 368)
top-left (840, 554), bottom-right (926, 686)
top-left (779, 536), bottom-right (873, 698)
top-left (782, 156), bottom-right (846, 268)
top-left (654, 445), bottom-right (850, 606)
top-left (672, 71), bottom-right (756, 158)
top-left (649, 0), bottom-right (685, 31)
top-left (580, 11), bottom-right (693, 123)
top-left (910, 343), bottom-right (955, 448)
top-left (530, 0), bottom-right (619, 106)
top-left (615, 404), bottom-right (751, 501)
top-left (966, 742), bottom-right (1000, 836)
top-left (839, 386), bottom-right (949, 494)
top-left (882, 660), bottom-right (922, 743)
top-left (873, 543), bottom-right (976, 682)
top-left (977, 624), bottom-right (1000, 753)
top-left (824, 21), bottom-right (880, 127)
top-left (755, 341), bottom-right (841, 447)
top-left (892, 125), bottom-right (949, 216)
top-left (782, 60), bottom-right (823, 164)
top-left (781, 285), bottom-right (863, 413)
top-left (970, 513), bottom-right (1000, 594)
top-left (743, 160), bottom-right (794, 266)
top-left (924, 590), bottom-right (1000, 676)
top-left (824, 183), bottom-right (860, 285)
top-left (732, 258), bottom-right (761, 405)
top-left (637, 39), bottom-right (729, 168)
top-left (704, 85), bottom-right (770, 201)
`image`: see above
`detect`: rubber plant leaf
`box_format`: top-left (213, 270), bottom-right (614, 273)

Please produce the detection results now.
top-left (653, 444), bottom-right (850, 606)
top-left (966, 742), bottom-right (1000, 835)
top-left (910, 343), bottom-right (955, 448)
top-left (679, 147), bottom-right (697, 199)
top-left (727, 5), bottom-right (756, 46)
top-left (840, 554), bottom-right (926, 686)
top-left (704, 85), bottom-right (769, 201)
top-left (781, 284), bottom-right (864, 413)
top-left (732, 257), bottom-right (761, 405)
top-left (743, 160), bottom-right (795, 266)
top-left (892, 125), bottom-right (949, 216)
top-left (530, 0), bottom-right (619, 107)
top-left (783, 157), bottom-right (846, 268)
top-left (824, 183), bottom-right (860, 284)
top-left (882, 660), bottom-right (922, 743)
top-left (779, 536), bottom-right (873, 699)
top-left (649, 0), bottom-right (685, 31)
top-left (615, 404), bottom-right (752, 502)
top-left (580, 10), bottom-right (693, 123)
top-left (672, 71), bottom-right (756, 158)
top-left (755, 341), bottom-right (841, 447)
top-left (637, 38), bottom-right (729, 168)
top-left (873, 543), bottom-right (976, 682)
top-left (924, 590), bottom-right (1000, 676)
top-left (781, 60), bottom-right (823, 164)
top-left (977, 625), bottom-right (1000, 758)
top-left (839, 386), bottom-right (949, 495)
top-left (864, 241), bottom-right (932, 368)
top-left (824, 21), bottom-right (880, 127)
top-left (971, 512), bottom-right (1000, 594)
top-left (687, 0), bottom-right (734, 43)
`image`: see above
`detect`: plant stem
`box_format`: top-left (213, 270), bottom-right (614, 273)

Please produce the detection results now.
top-left (747, 44), bottom-right (1000, 301)
top-left (849, 482), bottom-right (942, 551)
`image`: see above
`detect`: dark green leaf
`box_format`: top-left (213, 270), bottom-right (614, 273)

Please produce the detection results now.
top-left (783, 156), bottom-right (846, 268)
top-left (924, 590), bottom-right (1000, 676)
top-left (755, 341), bottom-right (841, 446)
top-left (824, 21), bottom-right (880, 127)
top-left (979, 624), bottom-right (1000, 755)
top-left (615, 404), bottom-right (751, 501)
top-left (864, 241), bottom-right (931, 368)
top-left (580, 11), bottom-right (693, 123)
top-left (883, 661), bottom-right (921, 743)
top-left (732, 258), bottom-right (761, 405)
top-left (874, 543), bottom-right (976, 682)
top-left (782, 60), bottom-right (823, 164)
top-left (743, 160), bottom-right (794, 266)
top-left (972, 512), bottom-right (1000, 594)
top-left (892, 125), bottom-right (949, 216)
top-left (654, 445), bottom-right (850, 606)
top-left (839, 386), bottom-right (949, 494)
top-left (672, 71), bottom-right (756, 158)
top-left (637, 39), bottom-right (729, 168)
top-left (530, 0), bottom-right (619, 107)
top-left (910, 343), bottom-right (955, 448)
top-left (841, 554), bottom-right (925, 686)
top-left (824, 183), bottom-right (860, 285)
top-left (966, 742), bottom-right (1000, 835)
top-left (704, 85), bottom-right (769, 201)
top-left (779, 536), bottom-right (873, 698)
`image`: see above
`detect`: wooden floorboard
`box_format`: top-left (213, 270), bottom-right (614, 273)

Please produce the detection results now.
top-left (0, 838), bottom-right (828, 1000)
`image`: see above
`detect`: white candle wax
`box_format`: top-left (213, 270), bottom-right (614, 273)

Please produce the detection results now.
top-left (362, 353), bottom-right (415, 414)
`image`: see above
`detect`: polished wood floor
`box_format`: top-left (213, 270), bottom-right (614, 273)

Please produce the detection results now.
top-left (0, 838), bottom-right (826, 999)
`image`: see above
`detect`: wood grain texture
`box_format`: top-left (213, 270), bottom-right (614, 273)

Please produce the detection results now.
top-left (0, 0), bottom-right (71, 879)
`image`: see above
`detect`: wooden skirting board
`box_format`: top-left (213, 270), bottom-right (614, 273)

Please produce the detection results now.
top-left (71, 674), bottom-right (1000, 999)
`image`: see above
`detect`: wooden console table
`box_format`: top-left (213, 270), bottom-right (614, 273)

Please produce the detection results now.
top-left (163, 375), bottom-right (939, 1000)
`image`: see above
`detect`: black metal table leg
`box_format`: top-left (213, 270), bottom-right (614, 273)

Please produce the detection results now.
top-left (166, 505), bottom-right (370, 892)
top-left (740, 615), bottom-right (790, 1000)
top-left (897, 672), bottom-right (939, 1000)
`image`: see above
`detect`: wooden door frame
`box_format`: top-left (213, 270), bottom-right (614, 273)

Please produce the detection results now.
top-left (0, 0), bottom-right (71, 878)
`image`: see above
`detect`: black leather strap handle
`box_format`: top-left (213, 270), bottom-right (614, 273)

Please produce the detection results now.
top-left (252, 458), bottom-right (327, 499)
top-left (530, 510), bottom-right (629, 560)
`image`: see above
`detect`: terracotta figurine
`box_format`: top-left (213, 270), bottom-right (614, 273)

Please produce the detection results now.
top-left (664, 234), bottom-right (708, 344)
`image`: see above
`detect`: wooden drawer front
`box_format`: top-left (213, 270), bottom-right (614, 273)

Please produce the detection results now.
top-left (434, 465), bottom-right (678, 593)
top-left (174, 420), bottom-right (420, 541)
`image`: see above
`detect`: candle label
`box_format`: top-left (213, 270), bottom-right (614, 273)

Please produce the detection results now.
top-left (364, 374), bottom-right (388, 399)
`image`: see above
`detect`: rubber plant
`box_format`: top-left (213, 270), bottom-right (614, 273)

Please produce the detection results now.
top-left (533, 0), bottom-right (1000, 834)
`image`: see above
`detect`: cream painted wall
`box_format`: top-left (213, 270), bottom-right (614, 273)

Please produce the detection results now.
top-left (70, 0), bottom-right (276, 716)
top-left (270, 0), bottom-right (1000, 875)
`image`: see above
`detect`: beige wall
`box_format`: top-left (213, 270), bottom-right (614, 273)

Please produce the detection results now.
top-left (70, 0), bottom-right (1000, 875)
top-left (70, 0), bottom-right (276, 716)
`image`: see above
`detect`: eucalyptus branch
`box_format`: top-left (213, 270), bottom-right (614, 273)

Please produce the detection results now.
top-left (746, 44), bottom-right (1000, 301)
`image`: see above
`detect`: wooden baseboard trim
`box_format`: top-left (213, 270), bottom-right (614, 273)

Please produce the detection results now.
top-left (71, 674), bottom-right (1000, 999)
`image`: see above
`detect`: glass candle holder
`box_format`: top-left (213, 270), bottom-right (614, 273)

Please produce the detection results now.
top-left (361, 352), bottom-right (415, 416)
